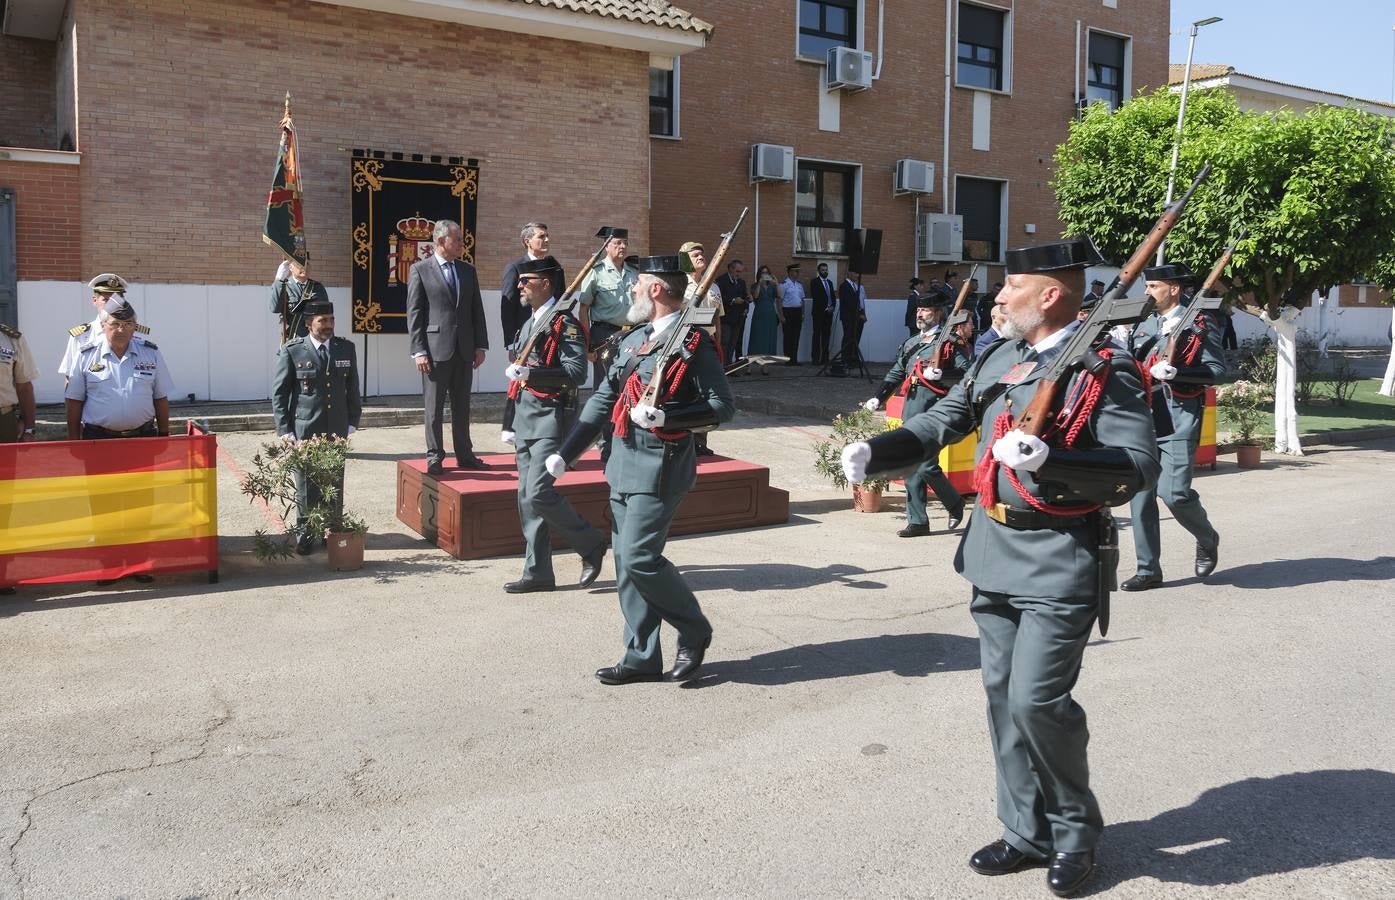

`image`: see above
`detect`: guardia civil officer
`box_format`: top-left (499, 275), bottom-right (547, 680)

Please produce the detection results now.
top-left (1121, 262), bottom-right (1225, 590)
top-left (842, 238), bottom-right (1160, 897)
top-left (862, 294), bottom-right (968, 535)
top-left (502, 256), bottom-right (607, 593)
top-left (271, 300), bottom-right (362, 554)
top-left (576, 227), bottom-right (637, 388)
top-left (59, 274), bottom-right (150, 381)
top-left (66, 296), bottom-right (173, 440)
top-left (0, 322), bottom-right (38, 443)
top-left (545, 255), bottom-right (735, 685)
top-left (270, 256), bottom-right (329, 341)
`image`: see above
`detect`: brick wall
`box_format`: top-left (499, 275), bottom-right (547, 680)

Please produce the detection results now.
top-left (0, 157), bottom-right (83, 280)
top-left (73, 0), bottom-right (653, 287)
top-left (652, 0), bottom-right (1169, 299)
top-left (0, 35), bottom-right (58, 149)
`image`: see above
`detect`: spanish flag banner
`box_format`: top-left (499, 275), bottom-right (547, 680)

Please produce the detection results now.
top-left (0, 426), bottom-right (218, 587)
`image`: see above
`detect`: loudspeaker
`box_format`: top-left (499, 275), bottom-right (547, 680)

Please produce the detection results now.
top-left (848, 228), bottom-right (882, 275)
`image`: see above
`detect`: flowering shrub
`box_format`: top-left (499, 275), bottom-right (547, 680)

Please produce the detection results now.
top-left (1216, 379), bottom-right (1272, 445)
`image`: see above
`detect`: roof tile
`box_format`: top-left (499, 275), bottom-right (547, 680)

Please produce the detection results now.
top-left (507, 0), bottom-right (713, 35)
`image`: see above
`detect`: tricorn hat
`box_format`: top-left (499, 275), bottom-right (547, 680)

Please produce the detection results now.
top-left (1004, 237), bottom-right (1105, 275)
top-left (303, 300), bottom-right (335, 317)
top-left (596, 226), bottom-right (629, 240)
top-left (914, 293), bottom-right (938, 310)
top-left (517, 255), bottom-right (562, 277)
top-left (636, 255), bottom-right (685, 276)
top-left (1141, 262), bottom-right (1196, 284)
top-left (89, 273), bottom-right (129, 295)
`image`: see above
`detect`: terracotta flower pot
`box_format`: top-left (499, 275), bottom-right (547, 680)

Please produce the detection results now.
top-left (1235, 444), bottom-right (1262, 468)
top-left (326, 531), bottom-right (365, 571)
top-left (852, 484), bottom-right (883, 513)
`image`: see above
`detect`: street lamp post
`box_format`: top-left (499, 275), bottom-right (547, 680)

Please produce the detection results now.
top-left (1158, 15), bottom-right (1223, 266)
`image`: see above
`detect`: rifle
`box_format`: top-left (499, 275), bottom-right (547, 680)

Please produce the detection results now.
top-left (1013, 163), bottom-right (1212, 439)
top-left (1163, 228), bottom-right (1244, 366)
top-left (637, 207), bottom-right (748, 408)
top-left (593, 323), bottom-right (635, 369)
top-left (923, 263), bottom-right (980, 372)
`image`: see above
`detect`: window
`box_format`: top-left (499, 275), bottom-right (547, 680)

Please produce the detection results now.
top-left (796, 161), bottom-right (856, 255)
top-left (957, 3), bottom-right (1006, 91)
top-left (1086, 32), bottom-right (1128, 110)
top-left (649, 64), bottom-right (677, 137)
top-left (956, 176), bottom-right (1005, 262)
top-left (799, 0), bottom-right (857, 60)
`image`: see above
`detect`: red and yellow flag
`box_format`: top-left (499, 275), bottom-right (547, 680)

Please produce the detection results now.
top-left (263, 92), bottom-right (308, 265)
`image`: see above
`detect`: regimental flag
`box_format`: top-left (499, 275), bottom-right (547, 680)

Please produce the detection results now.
top-left (0, 426), bottom-right (219, 587)
top-left (263, 93), bottom-right (308, 265)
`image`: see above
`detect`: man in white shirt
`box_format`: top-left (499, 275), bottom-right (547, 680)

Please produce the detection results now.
top-left (777, 263), bottom-right (806, 365)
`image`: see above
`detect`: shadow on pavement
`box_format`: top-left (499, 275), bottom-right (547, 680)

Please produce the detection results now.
top-left (681, 631), bottom-right (980, 688)
top-left (1205, 555), bottom-right (1395, 589)
top-left (1094, 769), bottom-right (1395, 891)
top-left (681, 562), bottom-right (910, 592)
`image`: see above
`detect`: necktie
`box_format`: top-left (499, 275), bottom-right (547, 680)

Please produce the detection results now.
top-left (318, 343), bottom-right (329, 370)
top-left (442, 262), bottom-right (458, 301)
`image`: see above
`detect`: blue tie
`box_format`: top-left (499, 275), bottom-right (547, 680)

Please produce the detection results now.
top-left (442, 262), bottom-right (458, 301)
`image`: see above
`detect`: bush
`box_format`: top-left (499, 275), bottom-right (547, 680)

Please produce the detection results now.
top-left (813, 407), bottom-right (892, 491)
top-left (1216, 380), bottom-right (1273, 445)
top-left (1236, 336), bottom-right (1277, 390)
top-left (1294, 330), bottom-right (1322, 404)
top-left (1325, 357), bottom-right (1361, 407)
top-left (240, 434), bottom-right (366, 560)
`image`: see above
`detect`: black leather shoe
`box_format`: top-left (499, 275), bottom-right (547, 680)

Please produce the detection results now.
top-left (0, 587), bottom-right (15, 596)
top-left (426, 460), bottom-right (444, 477)
top-left (504, 577), bottom-right (555, 594)
top-left (897, 524), bottom-right (931, 538)
top-left (1120, 573), bottom-right (1163, 591)
top-left (579, 547), bottom-right (606, 587)
top-left (1047, 850), bottom-right (1095, 897)
top-left (946, 507), bottom-right (965, 531)
top-left (668, 635), bottom-right (712, 681)
top-left (968, 839), bottom-right (1040, 876)
top-left (456, 456), bottom-right (490, 471)
top-left (595, 664), bottom-right (663, 685)
top-left (296, 535), bottom-right (315, 556)
top-left (1195, 539), bottom-right (1219, 578)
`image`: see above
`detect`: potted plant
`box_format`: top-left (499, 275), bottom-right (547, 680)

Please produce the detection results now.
top-left (1215, 379), bottom-right (1271, 468)
top-left (240, 434), bottom-right (368, 568)
top-left (813, 407), bottom-right (892, 512)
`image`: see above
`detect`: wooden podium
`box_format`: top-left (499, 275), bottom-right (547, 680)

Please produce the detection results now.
top-left (397, 451), bottom-right (789, 560)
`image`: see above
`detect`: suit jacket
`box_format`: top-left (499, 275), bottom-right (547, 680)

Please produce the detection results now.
top-left (500, 255), bottom-right (567, 347)
top-left (837, 280), bottom-right (865, 323)
top-left (407, 255), bottom-right (488, 362)
top-left (272, 336), bottom-right (362, 439)
top-left (810, 276), bottom-right (837, 316)
top-left (715, 273), bottom-right (749, 320)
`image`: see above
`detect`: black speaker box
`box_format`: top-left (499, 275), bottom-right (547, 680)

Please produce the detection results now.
top-left (848, 228), bottom-right (882, 275)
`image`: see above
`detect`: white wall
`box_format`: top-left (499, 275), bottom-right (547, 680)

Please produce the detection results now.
top-left (18, 281), bottom-right (514, 405)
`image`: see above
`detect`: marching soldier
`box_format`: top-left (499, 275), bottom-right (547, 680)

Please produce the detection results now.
top-left (59, 274), bottom-right (150, 382)
top-left (0, 322), bottom-right (38, 443)
top-left (271, 300), bottom-right (362, 554)
top-left (841, 238), bottom-right (1160, 896)
top-left (65, 297), bottom-right (173, 440)
top-left (545, 255), bottom-right (735, 685)
top-left (270, 256), bottom-right (328, 341)
top-left (1121, 263), bottom-right (1226, 590)
top-left (862, 295), bottom-right (968, 535)
top-left (502, 257), bottom-right (607, 593)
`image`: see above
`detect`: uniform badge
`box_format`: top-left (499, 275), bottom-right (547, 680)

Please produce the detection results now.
top-left (89, 362), bottom-right (106, 372)
top-left (335, 359), bottom-right (351, 368)
top-left (1000, 361), bottom-right (1037, 384)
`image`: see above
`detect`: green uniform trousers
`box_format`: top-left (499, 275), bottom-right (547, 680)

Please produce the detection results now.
top-left (972, 588), bottom-right (1102, 857)
top-left (1129, 402), bottom-right (1217, 577)
top-left (905, 456), bottom-right (963, 527)
top-left (516, 436), bottom-right (606, 583)
top-left (611, 489), bottom-right (712, 673)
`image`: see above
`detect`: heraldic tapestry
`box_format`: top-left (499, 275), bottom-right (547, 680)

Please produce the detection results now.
top-left (350, 153), bottom-right (479, 334)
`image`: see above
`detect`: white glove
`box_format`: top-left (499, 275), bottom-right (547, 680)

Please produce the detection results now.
top-left (505, 363), bottom-right (529, 381)
top-left (630, 404), bottom-right (666, 429)
top-left (500, 429), bottom-right (516, 446)
top-left (346, 425), bottom-right (356, 436)
top-left (991, 429), bottom-right (1049, 473)
top-left (544, 453), bottom-right (567, 478)
top-left (862, 398), bottom-right (880, 411)
top-left (1149, 361), bottom-right (1177, 381)
top-left (841, 442), bottom-right (871, 484)
top-left (925, 366), bottom-right (944, 382)
top-left (276, 260), bottom-right (290, 281)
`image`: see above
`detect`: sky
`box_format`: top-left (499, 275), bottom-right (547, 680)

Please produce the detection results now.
top-left (1169, 0), bottom-right (1395, 103)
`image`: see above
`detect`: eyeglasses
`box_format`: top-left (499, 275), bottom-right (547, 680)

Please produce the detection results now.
top-left (104, 321), bottom-right (136, 331)
top-left (517, 275), bottom-right (546, 284)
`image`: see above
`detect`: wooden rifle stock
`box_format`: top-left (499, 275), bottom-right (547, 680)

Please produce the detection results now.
top-left (1164, 227), bottom-right (1244, 366)
top-left (925, 263), bottom-right (980, 364)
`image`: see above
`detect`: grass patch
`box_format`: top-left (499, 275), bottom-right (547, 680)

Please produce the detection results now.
top-left (1217, 378), bottom-right (1395, 438)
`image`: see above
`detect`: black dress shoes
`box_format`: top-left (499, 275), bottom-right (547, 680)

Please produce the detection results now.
top-left (1047, 850), bottom-right (1095, 897)
top-left (946, 506), bottom-right (965, 531)
top-left (295, 534), bottom-right (315, 556)
top-left (1120, 573), bottom-right (1163, 591)
top-left (456, 455), bottom-right (490, 471)
top-left (897, 523), bottom-right (931, 538)
top-left (579, 547), bottom-right (606, 587)
top-left (595, 664), bottom-right (663, 685)
top-left (1195, 539), bottom-right (1219, 578)
top-left (968, 839), bottom-right (1040, 876)
top-left (668, 634), bottom-right (712, 681)
top-left (504, 577), bottom-right (555, 594)
top-left (426, 460), bottom-right (444, 477)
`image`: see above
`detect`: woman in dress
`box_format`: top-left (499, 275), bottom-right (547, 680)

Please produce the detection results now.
top-left (746, 264), bottom-right (780, 361)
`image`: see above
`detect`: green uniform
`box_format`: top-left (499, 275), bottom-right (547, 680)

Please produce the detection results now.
top-left (577, 259), bottom-right (638, 328)
top-left (271, 335), bottom-right (361, 529)
top-left (575, 316), bottom-right (735, 673)
top-left (269, 277), bottom-right (329, 339)
top-left (874, 328), bottom-right (970, 526)
top-left (873, 327), bottom-right (1160, 857)
top-left (1128, 307), bottom-right (1226, 577)
top-left (510, 303), bottom-right (606, 583)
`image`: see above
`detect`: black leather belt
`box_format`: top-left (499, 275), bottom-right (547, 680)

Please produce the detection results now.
top-left (982, 502), bottom-right (1089, 530)
top-left (83, 420), bottom-right (156, 438)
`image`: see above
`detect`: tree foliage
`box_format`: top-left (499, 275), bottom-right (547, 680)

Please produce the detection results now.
top-left (1055, 89), bottom-right (1395, 317)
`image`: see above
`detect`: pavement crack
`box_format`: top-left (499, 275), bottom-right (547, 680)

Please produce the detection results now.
top-left (6, 690), bottom-right (233, 899)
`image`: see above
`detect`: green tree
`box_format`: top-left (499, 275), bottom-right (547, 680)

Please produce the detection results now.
top-left (1055, 89), bottom-right (1395, 451)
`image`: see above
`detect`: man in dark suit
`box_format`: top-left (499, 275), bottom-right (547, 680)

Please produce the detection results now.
top-left (831, 270), bottom-right (866, 374)
top-left (715, 259), bottom-right (750, 365)
top-left (407, 218), bottom-right (489, 475)
top-left (499, 222), bottom-right (566, 351)
top-left (809, 262), bottom-right (837, 364)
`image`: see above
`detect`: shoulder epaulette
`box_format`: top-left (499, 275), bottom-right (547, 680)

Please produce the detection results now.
top-left (135, 323), bottom-right (151, 335)
top-left (78, 339), bottom-right (100, 353)
top-left (284, 336), bottom-right (307, 347)
top-left (0, 323), bottom-right (19, 339)
top-left (69, 322), bottom-right (91, 337)
top-left (143, 340), bottom-right (159, 350)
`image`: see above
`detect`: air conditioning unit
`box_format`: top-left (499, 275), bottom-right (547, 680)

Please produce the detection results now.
top-left (894, 159), bottom-right (935, 196)
top-left (750, 143), bottom-right (794, 183)
top-left (917, 213), bottom-right (964, 262)
top-left (825, 46), bottom-right (873, 92)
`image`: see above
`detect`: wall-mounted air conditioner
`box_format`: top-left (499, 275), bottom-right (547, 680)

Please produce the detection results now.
top-left (825, 47), bottom-right (873, 92)
top-left (918, 213), bottom-right (964, 262)
top-left (894, 159), bottom-right (935, 196)
top-left (750, 143), bottom-right (794, 183)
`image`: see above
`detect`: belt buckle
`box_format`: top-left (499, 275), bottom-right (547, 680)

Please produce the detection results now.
top-left (986, 502), bottom-right (1009, 525)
